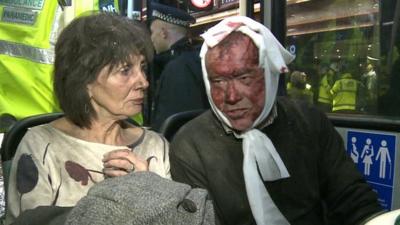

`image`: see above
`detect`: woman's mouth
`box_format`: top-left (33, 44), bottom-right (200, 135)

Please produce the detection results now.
top-left (131, 98), bottom-right (143, 104)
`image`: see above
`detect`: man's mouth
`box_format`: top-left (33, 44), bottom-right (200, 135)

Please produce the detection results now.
top-left (224, 108), bottom-right (248, 119)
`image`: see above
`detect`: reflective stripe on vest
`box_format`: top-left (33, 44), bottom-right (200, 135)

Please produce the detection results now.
top-left (0, 1), bottom-right (59, 49)
top-left (0, 0), bottom-right (61, 63)
top-left (0, 40), bottom-right (54, 64)
top-left (0, 0), bottom-right (60, 119)
top-left (0, 0), bottom-right (121, 120)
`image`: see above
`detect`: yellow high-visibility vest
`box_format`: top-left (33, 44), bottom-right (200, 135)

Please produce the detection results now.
top-left (330, 73), bottom-right (358, 112)
top-left (0, 0), bottom-right (60, 120)
top-left (318, 74), bottom-right (333, 104)
top-left (0, 0), bottom-right (121, 121)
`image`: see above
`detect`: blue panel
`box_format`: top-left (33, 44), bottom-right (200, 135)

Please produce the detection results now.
top-left (347, 131), bottom-right (396, 210)
top-left (368, 182), bottom-right (392, 209)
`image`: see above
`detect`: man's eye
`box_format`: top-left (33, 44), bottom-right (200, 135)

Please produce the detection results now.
top-left (211, 79), bottom-right (225, 84)
top-left (238, 74), bottom-right (253, 84)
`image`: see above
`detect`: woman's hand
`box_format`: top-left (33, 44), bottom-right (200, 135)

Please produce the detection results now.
top-left (102, 149), bottom-right (149, 177)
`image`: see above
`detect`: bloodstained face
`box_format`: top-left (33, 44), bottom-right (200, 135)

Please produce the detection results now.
top-left (206, 32), bottom-right (265, 131)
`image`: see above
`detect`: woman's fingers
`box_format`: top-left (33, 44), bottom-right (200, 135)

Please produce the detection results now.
top-left (102, 149), bottom-right (149, 177)
top-left (102, 149), bottom-right (131, 160)
top-left (103, 157), bottom-right (134, 171)
top-left (103, 167), bottom-right (129, 177)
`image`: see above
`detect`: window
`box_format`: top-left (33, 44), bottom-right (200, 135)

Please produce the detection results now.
top-left (285, 0), bottom-right (400, 118)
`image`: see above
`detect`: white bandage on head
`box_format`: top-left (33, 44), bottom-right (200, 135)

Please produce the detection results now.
top-left (200, 16), bottom-right (295, 131)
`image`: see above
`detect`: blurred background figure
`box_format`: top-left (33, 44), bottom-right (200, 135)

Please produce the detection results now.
top-left (330, 72), bottom-right (366, 113)
top-left (287, 70), bottom-right (314, 105)
top-left (147, 2), bottom-right (209, 131)
top-left (362, 63), bottom-right (378, 112)
top-left (317, 63), bottom-right (337, 112)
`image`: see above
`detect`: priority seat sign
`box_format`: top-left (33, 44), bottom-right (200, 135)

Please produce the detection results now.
top-left (346, 130), bottom-right (397, 210)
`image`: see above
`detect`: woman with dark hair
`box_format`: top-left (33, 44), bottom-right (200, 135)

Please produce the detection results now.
top-left (5, 13), bottom-right (170, 224)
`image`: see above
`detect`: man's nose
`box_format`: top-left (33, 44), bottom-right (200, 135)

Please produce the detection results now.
top-left (225, 80), bottom-right (242, 104)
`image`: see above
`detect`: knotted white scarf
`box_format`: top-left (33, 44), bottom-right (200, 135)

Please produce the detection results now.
top-left (199, 16), bottom-right (295, 225)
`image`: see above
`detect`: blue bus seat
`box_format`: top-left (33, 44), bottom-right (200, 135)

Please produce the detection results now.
top-left (0, 113), bottom-right (64, 194)
top-left (0, 112), bottom-right (63, 221)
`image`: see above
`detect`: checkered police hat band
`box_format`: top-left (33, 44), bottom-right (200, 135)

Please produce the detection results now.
top-left (152, 10), bottom-right (191, 27)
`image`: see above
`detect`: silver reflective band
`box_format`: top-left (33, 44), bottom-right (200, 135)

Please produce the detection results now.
top-left (0, 0), bottom-right (45, 10)
top-left (49, 6), bottom-right (62, 46)
top-left (0, 40), bottom-right (54, 64)
top-left (1, 7), bottom-right (37, 25)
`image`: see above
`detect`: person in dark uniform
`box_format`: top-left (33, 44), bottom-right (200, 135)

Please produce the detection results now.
top-left (148, 2), bottom-right (209, 131)
top-left (286, 70), bottom-right (314, 105)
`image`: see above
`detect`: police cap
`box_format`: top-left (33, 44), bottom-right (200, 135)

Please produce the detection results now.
top-left (150, 2), bottom-right (195, 27)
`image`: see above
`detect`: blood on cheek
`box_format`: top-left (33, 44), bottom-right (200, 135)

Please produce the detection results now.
top-left (210, 86), bottom-right (225, 109)
top-left (247, 79), bottom-right (265, 106)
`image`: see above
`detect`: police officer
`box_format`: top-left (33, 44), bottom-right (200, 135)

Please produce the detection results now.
top-left (148, 2), bottom-right (209, 130)
top-left (317, 64), bottom-right (336, 112)
top-left (362, 63), bottom-right (378, 112)
top-left (330, 72), bottom-right (366, 112)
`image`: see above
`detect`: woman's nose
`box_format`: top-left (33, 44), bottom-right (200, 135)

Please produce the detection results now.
top-left (135, 70), bottom-right (149, 90)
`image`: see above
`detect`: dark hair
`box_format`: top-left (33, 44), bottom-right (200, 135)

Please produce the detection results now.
top-left (290, 71), bottom-right (306, 88)
top-left (54, 12), bottom-right (154, 128)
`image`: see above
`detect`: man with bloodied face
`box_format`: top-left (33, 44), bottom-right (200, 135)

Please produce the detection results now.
top-left (169, 16), bottom-right (382, 225)
top-left (206, 32), bottom-right (265, 131)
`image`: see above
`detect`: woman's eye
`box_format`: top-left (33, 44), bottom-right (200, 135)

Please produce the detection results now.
top-left (120, 66), bottom-right (131, 75)
top-left (141, 63), bottom-right (148, 73)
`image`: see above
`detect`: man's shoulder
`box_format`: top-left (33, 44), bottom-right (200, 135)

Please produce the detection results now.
top-left (179, 110), bottom-right (214, 131)
top-left (277, 96), bottom-right (319, 113)
top-left (172, 110), bottom-right (219, 141)
top-left (276, 97), bottom-right (327, 126)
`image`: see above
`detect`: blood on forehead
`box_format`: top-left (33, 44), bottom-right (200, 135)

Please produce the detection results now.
top-left (206, 32), bottom-right (259, 76)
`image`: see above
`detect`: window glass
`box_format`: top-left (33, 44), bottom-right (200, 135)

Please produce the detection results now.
top-left (285, 0), bottom-right (400, 118)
